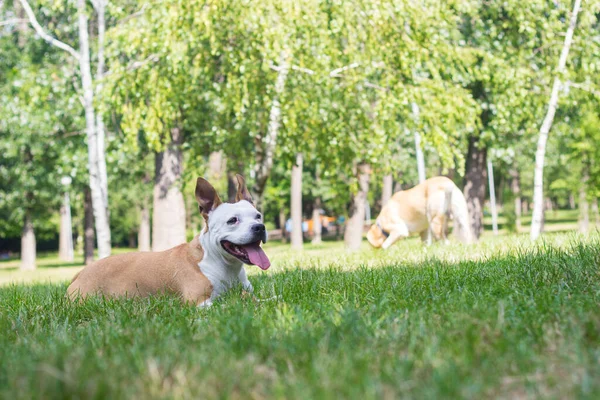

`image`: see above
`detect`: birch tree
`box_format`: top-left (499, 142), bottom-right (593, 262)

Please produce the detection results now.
top-left (530, 0), bottom-right (582, 240)
top-left (290, 153), bottom-right (303, 250)
top-left (18, 0), bottom-right (112, 257)
top-left (252, 52), bottom-right (289, 210)
top-left (487, 156), bottom-right (499, 235)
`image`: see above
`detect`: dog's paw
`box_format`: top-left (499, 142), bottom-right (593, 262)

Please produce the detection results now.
top-left (198, 298), bottom-right (213, 308)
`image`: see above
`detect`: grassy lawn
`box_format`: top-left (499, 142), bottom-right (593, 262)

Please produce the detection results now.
top-left (1, 209), bottom-right (599, 398)
top-left (0, 231), bottom-right (599, 399)
top-left (0, 209), bottom-right (584, 286)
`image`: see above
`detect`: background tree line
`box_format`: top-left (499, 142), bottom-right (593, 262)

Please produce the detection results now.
top-left (1, 0), bottom-right (599, 269)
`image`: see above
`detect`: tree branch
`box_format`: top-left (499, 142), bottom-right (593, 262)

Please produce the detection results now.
top-left (363, 81), bottom-right (389, 91)
top-left (17, 0), bottom-right (80, 61)
top-left (270, 63), bottom-right (314, 75)
top-left (0, 18), bottom-right (28, 27)
top-left (117, 4), bottom-right (147, 25)
top-left (566, 81), bottom-right (600, 98)
top-left (329, 63), bottom-right (360, 77)
top-left (126, 54), bottom-right (159, 71)
top-left (291, 65), bottom-right (315, 75)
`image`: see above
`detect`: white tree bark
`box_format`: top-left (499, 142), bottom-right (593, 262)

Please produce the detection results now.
top-left (17, 0), bottom-right (80, 59)
top-left (18, 0), bottom-right (112, 258)
top-left (510, 168), bottom-right (522, 232)
top-left (58, 192), bottom-right (74, 261)
top-left (20, 211), bottom-right (36, 271)
top-left (531, 0), bottom-right (581, 240)
top-left (279, 209), bottom-right (287, 243)
top-left (252, 51), bottom-right (289, 209)
top-left (93, 0), bottom-right (109, 211)
top-left (569, 193), bottom-right (576, 209)
top-left (78, 0), bottom-right (111, 258)
top-left (208, 151), bottom-right (226, 181)
top-left (592, 198), bottom-right (600, 227)
top-left (291, 153), bottom-right (303, 250)
top-left (83, 187), bottom-right (95, 265)
top-left (138, 197), bottom-right (151, 251)
top-left (579, 163), bottom-right (590, 234)
top-left (312, 198), bottom-right (322, 245)
top-left (345, 163), bottom-right (371, 251)
top-left (412, 103), bottom-right (426, 183)
top-left (487, 158), bottom-right (499, 236)
top-left (152, 128), bottom-right (186, 251)
top-left (382, 174), bottom-right (393, 207)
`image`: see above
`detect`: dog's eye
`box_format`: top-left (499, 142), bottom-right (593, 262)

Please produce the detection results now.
top-left (227, 217), bottom-right (238, 225)
top-left (256, 214), bottom-right (262, 220)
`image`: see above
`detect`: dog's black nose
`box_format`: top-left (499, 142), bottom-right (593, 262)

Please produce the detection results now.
top-left (252, 224), bottom-right (266, 233)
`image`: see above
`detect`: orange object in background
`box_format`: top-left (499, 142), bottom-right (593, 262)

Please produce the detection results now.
top-left (305, 216), bottom-right (336, 236)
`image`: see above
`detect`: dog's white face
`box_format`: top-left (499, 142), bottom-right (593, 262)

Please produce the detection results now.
top-left (204, 200), bottom-right (271, 270)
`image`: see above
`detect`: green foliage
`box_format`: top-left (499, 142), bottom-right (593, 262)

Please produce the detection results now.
top-left (2, 0), bottom-right (600, 242)
top-left (0, 21), bottom-right (85, 239)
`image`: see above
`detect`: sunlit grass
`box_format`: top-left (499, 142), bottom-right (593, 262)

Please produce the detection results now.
top-left (0, 209), bottom-right (588, 286)
top-left (1, 229), bottom-right (599, 398)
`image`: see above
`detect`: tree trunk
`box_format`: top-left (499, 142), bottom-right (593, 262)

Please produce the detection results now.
top-left (185, 193), bottom-right (195, 236)
top-left (569, 193), bottom-right (576, 209)
top-left (84, 187), bottom-right (95, 265)
top-left (17, 0), bottom-right (110, 257)
top-left (252, 51), bottom-right (289, 210)
top-left (381, 174), bottom-right (393, 207)
top-left (58, 192), bottom-right (74, 262)
top-left (592, 198), bottom-right (600, 227)
top-left (412, 103), bottom-right (426, 183)
top-left (78, 0), bottom-right (111, 258)
top-left (20, 211), bottom-right (36, 271)
top-left (510, 168), bottom-right (522, 232)
top-left (94, 0), bottom-right (109, 214)
top-left (579, 162), bottom-right (590, 234)
top-left (545, 197), bottom-right (554, 213)
top-left (138, 196), bottom-right (151, 251)
top-left (208, 151), bottom-right (226, 180)
top-left (531, 0), bottom-right (581, 240)
top-left (487, 157), bottom-right (499, 235)
top-left (463, 134), bottom-right (487, 240)
top-left (128, 232), bottom-right (136, 248)
top-left (312, 197), bottom-right (322, 245)
top-left (497, 176), bottom-right (505, 208)
top-left (14, 0), bottom-right (29, 47)
top-left (227, 171), bottom-right (237, 202)
top-left (345, 163), bottom-right (371, 251)
top-left (152, 128), bottom-right (186, 251)
top-left (279, 209), bottom-right (287, 244)
top-left (290, 153), bottom-right (303, 250)
top-left (393, 180), bottom-right (403, 194)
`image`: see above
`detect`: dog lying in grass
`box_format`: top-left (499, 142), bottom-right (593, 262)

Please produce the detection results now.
top-left (68, 175), bottom-right (270, 307)
top-left (367, 176), bottom-right (472, 249)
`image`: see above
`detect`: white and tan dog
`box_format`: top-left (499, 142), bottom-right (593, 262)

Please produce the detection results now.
top-left (68, 175), bottom-right (270, 307)
top-left (367, 176), bottom-right (472, 249)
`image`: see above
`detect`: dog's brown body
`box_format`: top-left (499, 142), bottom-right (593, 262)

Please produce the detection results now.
top-left (67, 175), bottom-right (270, 306)
top-left (67, 239), bottom-right (212, 304)
top-left (367, 176), bottom-right (472, 248)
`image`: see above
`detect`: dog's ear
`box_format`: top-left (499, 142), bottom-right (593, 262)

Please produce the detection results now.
top-left (235, 174), bottom-right (254, 204)
top-left (195, 177), bottom-right (222, 217)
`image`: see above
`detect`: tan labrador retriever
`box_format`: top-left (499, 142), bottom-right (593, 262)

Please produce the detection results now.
top-left (367, 176), bottom-right (472, 248)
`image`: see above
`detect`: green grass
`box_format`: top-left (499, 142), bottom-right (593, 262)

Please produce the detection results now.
top-left (1, 232), bottom-right (599, 399)
top-left (0, 248), bottom-right (133, 286)
top-left (0, 208), bottom-right (584, 286)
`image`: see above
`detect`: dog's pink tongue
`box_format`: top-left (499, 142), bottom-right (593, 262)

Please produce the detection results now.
top-left (242, 243), bottom-right (271, 270)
